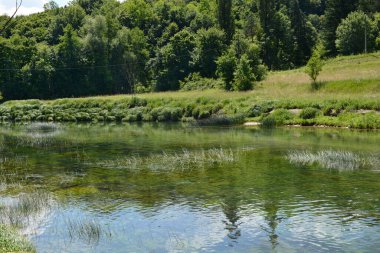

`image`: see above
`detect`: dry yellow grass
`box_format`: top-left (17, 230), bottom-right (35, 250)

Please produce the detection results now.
top-left (13, 51), bottom-right (377, 106)
top-left (262, 52), bottom-right (380, 86)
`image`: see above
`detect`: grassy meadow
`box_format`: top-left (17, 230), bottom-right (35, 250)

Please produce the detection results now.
top-left (0, 52), bottom-right (379, 129)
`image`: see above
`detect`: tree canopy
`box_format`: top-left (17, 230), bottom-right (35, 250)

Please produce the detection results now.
top-left (0, 0), bottom-right (379, 100)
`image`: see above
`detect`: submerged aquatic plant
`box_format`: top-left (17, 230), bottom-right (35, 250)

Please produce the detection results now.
top-left (26, 122), bottom-right (61, 132)
top-left (287, 150), bottom-right (380, 171)
top-left (66, 218), bottom-right (111, 244)
top-left (96, 148), bottom-right (237, 171)
top-left (0, 191), bottom-right (54, 229)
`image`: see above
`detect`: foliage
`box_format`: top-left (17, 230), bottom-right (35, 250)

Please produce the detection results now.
top-left (216, 49), bottom-right (236, 90)
top-left (217, 33), bottom-right (267, 90)
top-left (0, 225), bottom-right (35, 252)
top-left (300, 107), bottom-right (320, 119)
top-left (233, 55), bottom-right (255, 91)
top-left (180, 73), bottom-right (223, 91)
top-left (261, 109), bottom-right (294, 127)
top-left (192, 27), bottom-right (226, 77)
top-left (217, 0), bottom-right (234, 42)
top-left (322, 0), bottom-right (358, 55)
top-left (305, 45), bottom-right (324, 84)
top-left (336, 11), bottom-right (374, 55)
top-left (153, 29), bottom-right (196, 91)
top-left (0, 0), bottom-right (379, 100)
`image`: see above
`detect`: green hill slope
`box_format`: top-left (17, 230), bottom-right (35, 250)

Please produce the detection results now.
top-left (0, 53), bottom-right (379, 129)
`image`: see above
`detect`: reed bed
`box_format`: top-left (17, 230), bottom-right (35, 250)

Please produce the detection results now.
top-left (287, 150), bottom-right (380, 171)
top-left (96, 148), bottom-right (237, 171)
top-left (1, 133), bottom-right (73, 148)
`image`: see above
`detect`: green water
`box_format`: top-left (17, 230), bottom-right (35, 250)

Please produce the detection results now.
top-left (0, 123), bottom-right (380, 252)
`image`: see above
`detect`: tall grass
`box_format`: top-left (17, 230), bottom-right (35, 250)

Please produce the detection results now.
top-left (26, 122), bottom-right (61, 132)
top-left (96, 148), bottom-right (237, 171)
top-left (287, 150), bottom-right (380, 171)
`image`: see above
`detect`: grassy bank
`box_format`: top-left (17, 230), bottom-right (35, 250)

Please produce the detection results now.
top-left (0, 53), bottom-right (379, 129)
top-left (0, 225), bottom-right (35, 253)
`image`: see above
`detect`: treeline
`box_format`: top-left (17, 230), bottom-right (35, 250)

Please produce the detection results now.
top-left (0, 0), bottom-right (379, 100)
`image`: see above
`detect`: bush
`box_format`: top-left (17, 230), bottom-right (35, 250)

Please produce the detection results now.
top-left (300, 107), bottom-right (320, 119)
top-left (198, 110), bottom-right (210, 119)
top-left (233, 55), bottom-right (255, 91)
top-left (134, 83), bottom-right (151, 94)
top-left (261, 116), bottom-right (276, 128)
top-left (271, 109), bottom-right (294, 123)
top-left (195, 114), bottom-right (245, 126)
top-left (249, 102), bottom-right (275, 117)
top-left (170, 107), bottom-right (183, 121)
top-left (180, 73), bottom-right (223, 91)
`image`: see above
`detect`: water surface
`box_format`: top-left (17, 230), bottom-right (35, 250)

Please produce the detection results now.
top-left (0, 123), bottom-right (379, 252)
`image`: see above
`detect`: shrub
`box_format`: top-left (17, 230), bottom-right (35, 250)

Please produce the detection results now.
top-left (180, 73), bottom-right (222, 91)
top-left (122, 115), bottom-right (137, 122)
top-left (195, 114), bottom-right (245, 126)
top-left (134, 83), bottom-right (151, 94)
top-left (233, 54), bottom-right (255, 91)
top-left (249, 102), bottom-right (275, 117)
top-left (271, 109), bottom-right (294, 123)
top-left (170, 107), bottom-right (183, 121)
top-left (216, 49), bottom-right (236, 91)
top-left (300, 107), bottom-right (320, 119)
top-left (261, 116), bottom-right (276, 128)
top-left (198, 110), bottom-right (210, 119)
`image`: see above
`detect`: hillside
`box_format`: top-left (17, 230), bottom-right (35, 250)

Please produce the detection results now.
top-left (0, 53), bottom-right (379, 129)
top-left (1, 0), bottom-right (380, 101)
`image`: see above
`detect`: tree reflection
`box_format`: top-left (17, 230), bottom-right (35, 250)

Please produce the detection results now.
top-left (221, 197), bottom-right (241, 245)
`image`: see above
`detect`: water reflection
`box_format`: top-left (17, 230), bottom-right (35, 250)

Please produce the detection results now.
top-left (0, 123), bottom-right (379, 252)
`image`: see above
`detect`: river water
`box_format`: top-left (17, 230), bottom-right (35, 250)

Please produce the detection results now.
top-left (0, 123), bottom-right (379, 252)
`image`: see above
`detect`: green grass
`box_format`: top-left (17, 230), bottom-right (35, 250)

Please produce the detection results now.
top-left (0, 191), bottom-right (52, 253)
top-left (0, 225), bottom-right (35, 253)
top-left (0, 52), bottom-right (379, 128)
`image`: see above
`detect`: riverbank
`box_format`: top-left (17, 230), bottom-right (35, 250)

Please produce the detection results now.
top-left (0, 225), bottom-right (34, 253)
top-left (1, 90), bottom-right (379, 129)
top-left (0, 53), bottom-right (379, 129)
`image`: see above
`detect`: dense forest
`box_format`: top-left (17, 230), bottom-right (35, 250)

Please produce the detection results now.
top-left (0, 0), bottom-right (379, 100)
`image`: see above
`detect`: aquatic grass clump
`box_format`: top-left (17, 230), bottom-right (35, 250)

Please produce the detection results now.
top-left (66, 218), bottom-right (110, 244)
top-left (97, 148), bottom-right (237, 171)
top-left (26, 122), bottom-right (61, 132)
top-left (1, 132), bottom-right (72, 148)
top-left (150, 148), bottom-right (236, 171)
top-left (287, 150), bottom-right (380, 171)
top-left (0, 172), bottom-right (23, 193)
top-left (0, 191), bottom-right (54, 229)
